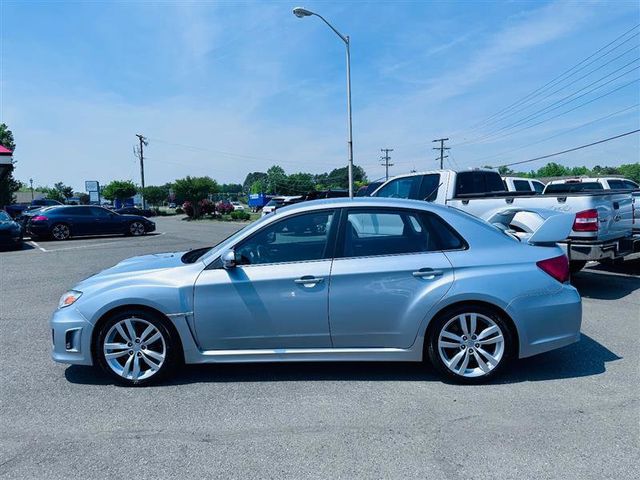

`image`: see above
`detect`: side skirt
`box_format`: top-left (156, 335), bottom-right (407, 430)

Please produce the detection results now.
top-left (186, 347), bottom-right (423, 364)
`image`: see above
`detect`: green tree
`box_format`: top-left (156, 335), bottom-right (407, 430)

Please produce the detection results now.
top-left (173, 176), bottom-right (219, 217)
top-left (78, 193), bottom-right (90, 205)
top-left (286, 172), bottom-right (315, 194)
top-left (266, 165), bottom-right (287, 194)
top-left (535, 162), bottom-right (570, 178)
top-left (325, 165), bottom-right (368, 189)
top-left (102, 180), bottom-right (138, 203)
top-left (0, 123), bottom-right (19, 207)
top-left (250, 178), bottom-right (267, 194)
top-left (618, 163), bottom-right (640, 183)
top-left (142, 185), bottom-right (169, 207)
top-left (498, 166), bottom-right (514, 175)
top-left (243, 172), bottom-right (268, 191)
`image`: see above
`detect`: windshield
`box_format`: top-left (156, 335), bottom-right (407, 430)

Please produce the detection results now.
top-left (265, 199), bottom-right (283, 207)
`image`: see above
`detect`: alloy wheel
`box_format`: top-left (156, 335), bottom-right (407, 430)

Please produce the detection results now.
top-left (103, 317), bottom-right (166, 382)
top-left (130, 222), bottom-right (145, 236)
top-left (437, 313), bottom-right (505, 378)
top-left (51, 224), bottom-right (70, 240)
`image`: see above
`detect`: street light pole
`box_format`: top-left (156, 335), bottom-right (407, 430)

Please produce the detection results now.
top-left (293, 7), bottom-right (354, 198)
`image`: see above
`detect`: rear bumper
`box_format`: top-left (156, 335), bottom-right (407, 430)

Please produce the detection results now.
top-left (50, 306), bottom-right (94, 366)
top-left (27, 223), bottom-right (50, 237)
top-left (507, 284), bottom-right (582, 359)
top-left (565, 235), bottom-right (640, 261)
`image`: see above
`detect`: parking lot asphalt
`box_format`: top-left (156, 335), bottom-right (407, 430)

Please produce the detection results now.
top-left (0, 215), bottom-right (638, 480)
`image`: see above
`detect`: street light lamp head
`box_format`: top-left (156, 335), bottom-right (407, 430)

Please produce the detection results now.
top-left (292, 7), bottom-right (314, 18)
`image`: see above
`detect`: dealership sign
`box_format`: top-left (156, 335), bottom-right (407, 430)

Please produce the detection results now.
top-left (85, 180), bottom-right (99, 192)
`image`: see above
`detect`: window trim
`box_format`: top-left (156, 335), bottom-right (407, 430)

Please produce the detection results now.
top-left (333, 206), bottom-right (468, 260)
top-left (223, 208), bottom-right (340, 268)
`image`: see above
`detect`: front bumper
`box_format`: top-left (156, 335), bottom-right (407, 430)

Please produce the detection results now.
top-left (507, 284), bottom-right (582, 359)
top-left (50, 306), bottom-right (94, 366)
top-left (0, 232), bottom-right (21, 246)
top-left (145, 222), bottom-right (156, 233)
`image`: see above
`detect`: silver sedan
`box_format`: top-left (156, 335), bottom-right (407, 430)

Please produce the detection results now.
top-left (50, 197), bottom-right (581, 386)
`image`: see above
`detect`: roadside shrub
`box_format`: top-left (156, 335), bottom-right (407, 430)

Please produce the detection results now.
top-left (216, 201), bottom-right (233, 215)
top-left (199, 199), bottom-right (215, 216)
top-left (182, 201), bottom-right (194, 217)
top-left (230, 210), bottom-right (250, 221)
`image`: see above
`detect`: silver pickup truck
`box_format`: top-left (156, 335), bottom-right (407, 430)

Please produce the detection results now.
top-left (372, 169), bottom-right (639, 272)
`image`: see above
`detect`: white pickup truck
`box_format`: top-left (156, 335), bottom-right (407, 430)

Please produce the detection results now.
top-left (545, 177), bottom-right (640, 234)
top-left (372, 169), bottom-right (640, 271)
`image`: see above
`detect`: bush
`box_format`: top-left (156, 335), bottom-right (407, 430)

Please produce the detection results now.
top-left (230, 210), bottom-right (251, 221)
top-left (216, 201), bottom-right (233, 215)
top-left (182, 201), bottom-right (194, 217)
top-left (199, 199), bottom-right (215, 216)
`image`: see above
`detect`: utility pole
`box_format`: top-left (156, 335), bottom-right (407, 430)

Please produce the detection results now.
top-left (29, 178), bottom-right (34, 201)
top-left (135, 134), bottom-right (148, 209)
top-left (432, 138), bottom-right (450, 169)
top-left (380, 148), bottom-right (394, 181)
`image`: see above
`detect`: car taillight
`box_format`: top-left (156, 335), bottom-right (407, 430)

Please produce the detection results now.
top-left (31, 215), bottom-right (48, 221)
top-left (536, 255), bottom-right (570, 283)
top-left (573, 209), bottom-right (598, 232)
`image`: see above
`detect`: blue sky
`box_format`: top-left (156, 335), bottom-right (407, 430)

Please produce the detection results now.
top-left (2, 0), bottom-right (639, 190)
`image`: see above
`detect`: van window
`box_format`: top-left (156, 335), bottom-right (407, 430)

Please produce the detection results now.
top-left (455, 171), bottom-right (506, 196)
top-left (513, 180), bottom-right (531, 192)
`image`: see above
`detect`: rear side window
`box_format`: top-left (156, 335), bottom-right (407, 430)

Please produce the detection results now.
top-left (64, 207), bottom-right (92, 216)
top-left (545, 182), bottom-right (604, 193)
top-left (513, 180), bottom-right (531, 192)
top-left (340, 209), bottom-right (464, 258)
top-left (607, 180), bottom-right (634, 190)
top-left (455, 172), bottom-right (506, 196)
top-left (622, 180), bottom-right (639, 189)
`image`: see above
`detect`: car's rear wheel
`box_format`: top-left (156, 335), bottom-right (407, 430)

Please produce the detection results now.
top-left (427, 305), bottom-right (514, 384)
top-left (50, 223), bottom-right (71, 240)
top-left (129, 221), bottom-right (146, 236)
top-left (94, 310), bottom-right (177, 386)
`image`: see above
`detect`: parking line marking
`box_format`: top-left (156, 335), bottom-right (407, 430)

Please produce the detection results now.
top-left (42, 232), bottom-right (167, 252)
top-left (28, 240), bottom-right (47, 252)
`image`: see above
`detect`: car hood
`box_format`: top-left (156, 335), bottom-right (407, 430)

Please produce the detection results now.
top-left (0, 220), bottom-right (19, 229)
top-left (75, 251), bottom-right (190, 290)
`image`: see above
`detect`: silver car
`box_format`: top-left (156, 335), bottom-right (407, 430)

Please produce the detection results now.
top-left (50, 198), bottom-right (581, 386)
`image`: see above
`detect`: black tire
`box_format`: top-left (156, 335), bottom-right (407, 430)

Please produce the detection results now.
top-left (50, 223), bottom-right (71, 240)
top-left (128, 221), bottom-right (146, 236)
top-left (569, 260), bottom-right (587, 274)
top-left (94, 309), bottom-right (178, 386)
top-left (426, 304), bottom-right (515, 384)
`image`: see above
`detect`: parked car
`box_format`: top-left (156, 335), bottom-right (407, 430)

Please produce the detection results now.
top-left (0, 210), bottom-right (23, 249)
top-left (303, 189), bottom-right (349, 201)
top-left (261, 195), bottom-right (303, 216)
top-left (115, 207), bottom-right (156, 217)
top-left (5, 198), bottom-right (63, 218)
top-left (168, 203), bottom-right (176, 209)
top-left (356, 181), bottom-right (384, 197)
top-left (27, 205), bottom-right (155, 240)
top-left (15, 206), bottom-right (58, 231)
top-left (230, 201), bottom-right (245, 211)
top-left (503, 176), bottom-right (545, 194)
top-left (50, 197), bottom-right (581, 386)
top-left (372, 169), bottom-right (639, 272)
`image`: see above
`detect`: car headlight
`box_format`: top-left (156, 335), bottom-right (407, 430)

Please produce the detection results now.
top-left (58, 290), bottom-right (83, 309)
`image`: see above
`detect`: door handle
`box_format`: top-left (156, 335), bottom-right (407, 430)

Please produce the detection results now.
top-left (412, 268), bottom-right (444, 279)
top-left (294, 276), bottom-right (324, 286)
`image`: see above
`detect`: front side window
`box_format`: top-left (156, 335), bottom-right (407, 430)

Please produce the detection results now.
top-left (374, 176), bottom-right (421, 199)
top-left (341, 209), bottom-right (463, 258)
top-left (235, 210), bottom-right (336, 265)
top-left (513, 180), bottom-right (531, 192)
top-left (90, 207), bottom-right (112, 217)
top-left (532, 181), bottom-right (545, 193)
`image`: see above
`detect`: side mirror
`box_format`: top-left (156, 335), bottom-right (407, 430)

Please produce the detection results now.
top-left (221, 249), bottom-right (236, 269)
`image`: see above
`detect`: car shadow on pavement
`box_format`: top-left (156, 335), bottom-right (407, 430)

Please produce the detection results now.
top-left (571, 267), bottom-right (640, 300)
top-left (38, 233), bottom-right (162, 242)
top-left (64, 334), bottom-right (620, 387)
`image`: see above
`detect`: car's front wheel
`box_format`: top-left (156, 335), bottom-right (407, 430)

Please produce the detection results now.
top-left (50, 223), bottom-right (71, 240)
top-left (94, 310), bottom-right (178, 386)
top-left (427, 305), bottom-right (513, 384)
top-left (128, 221), bottom-right (146, 236)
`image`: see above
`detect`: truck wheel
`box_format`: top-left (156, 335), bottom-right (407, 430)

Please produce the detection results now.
top-left (569, 261), bottom-right (587, 274)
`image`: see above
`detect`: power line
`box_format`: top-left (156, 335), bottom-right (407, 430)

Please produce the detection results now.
top-left (491, 129), bottom-right (640, 168)
top-left (432, 138), bottom-right (450, 169)
top-left (464, 23), bottom-right (640, 133)
top-left (380, 148), bottom-right (394, 180)
top-left (471, 103), bottom-right (639, 165)
top-left (462, 77), bottom-right (640, 148)
top-left (455, 61), bottom-right (640, 147)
